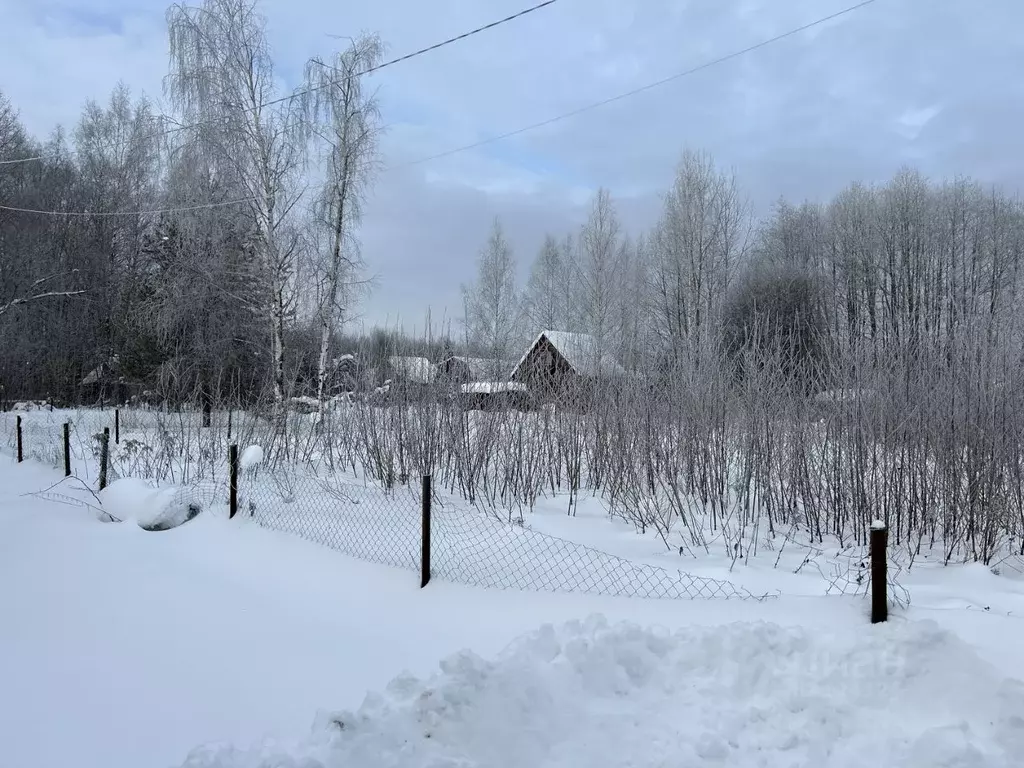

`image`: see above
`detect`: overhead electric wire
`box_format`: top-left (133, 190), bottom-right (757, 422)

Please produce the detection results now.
top-left (0, 0), bottom-right (876, 216)
top-left (0, 0), bottom-right (561, 167)
top-left (0, 155), bottom-right (47, 166)
top-left (0, 198), bottom-right (253, 217)
top-left (385, 0), bottom-right (877, 170)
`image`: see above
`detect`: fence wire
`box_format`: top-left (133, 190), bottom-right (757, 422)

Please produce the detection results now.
top-left (431, 503), bottom-right (771, 601)
top-left (4, 405), bottom-right (912, 606)
top-left (796, 541), bottom-right (911, 608)
top-left (244, 468), bottom-right (421, 572)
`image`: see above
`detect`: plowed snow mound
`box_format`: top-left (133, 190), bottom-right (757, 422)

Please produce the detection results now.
top-left (181, 616), bottom-right (1024, 768)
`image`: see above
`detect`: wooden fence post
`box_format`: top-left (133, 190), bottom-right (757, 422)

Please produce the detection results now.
top-left (16, 415), bottom-right (23, 463)
top-left (870, 520), bottom-right (888, 624)
top-left (420, 474), bottom-right (432, 588)
top-left (98, 428), bottom-right (110, 491)
top-left (63, 422), bottom-right (71, 477)
top-left (229, 444), bottom-right (239, 519)
top-left (115, 409), bottom-right (120, 445)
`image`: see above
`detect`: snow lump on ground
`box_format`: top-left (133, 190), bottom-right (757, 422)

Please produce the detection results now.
top-left (180, 615), bottom-right (1024, 768)
top-left (98, 477), bottom-right (201, 531)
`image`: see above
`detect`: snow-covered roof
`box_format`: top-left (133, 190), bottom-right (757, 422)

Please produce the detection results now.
top-left (512, 331), bottom-right (626, 380)
top-left (388, 356), bottom-right (435, 384)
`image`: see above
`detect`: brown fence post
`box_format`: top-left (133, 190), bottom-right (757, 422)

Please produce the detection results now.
top-left (870, 520), bottom-right (888, 624)
top-left (228, 444), bottom-right (239, 519)
top-left (98, 428), bottom-right (110, 491)
top-left (115, 408), bottom-right (120, 445)
top-left (16, 415), bottom-right (23, 463)
top-left (63, 422), bottom-right (71, 477)
top-left (420, 474), bottom-right (432, 588)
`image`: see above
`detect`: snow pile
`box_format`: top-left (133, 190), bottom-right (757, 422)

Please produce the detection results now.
top-left (179, 615), bottom-right (1024, 768)
top-left (98, 477), bottom-right (201, 531)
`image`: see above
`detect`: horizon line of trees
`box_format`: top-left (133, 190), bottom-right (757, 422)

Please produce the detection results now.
top-left (2, 0), bottom-right (1022, 417)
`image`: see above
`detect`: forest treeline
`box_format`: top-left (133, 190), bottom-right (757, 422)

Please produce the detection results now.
top-left (1, 0), bottom-right (1022, 414)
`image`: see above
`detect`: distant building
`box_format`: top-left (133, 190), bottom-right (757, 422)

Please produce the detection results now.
top-left (369, 356), bottom-right (437, 402)
top-left (436, 355), bottom-right (514, 385)
top-left (510, 331), bottom-right (625, 406)
top-left (459, 381), bottom-right (531, 411)
top-left (80, 356), bottom-right (132, 405)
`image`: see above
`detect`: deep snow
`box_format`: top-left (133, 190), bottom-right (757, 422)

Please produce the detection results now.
top-left (1, 455), bottom-right (1023, 767)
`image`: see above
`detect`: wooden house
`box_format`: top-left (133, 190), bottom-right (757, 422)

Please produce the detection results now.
top-left (509, 331), bottom-right (625, 406)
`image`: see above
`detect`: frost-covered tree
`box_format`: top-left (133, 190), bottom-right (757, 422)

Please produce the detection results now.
top-left (578, 187), bottom-right (624, 349)
top-left (650, 150), bottom-right (749, 362)
top-left (462, 218), bottom-right (522, 376)
top-left (525, 234), bottom-right (566, 332)
top-left (165, 0), bottom-right (306, 409)
top-left (302, 34), bottom-right (384, 408)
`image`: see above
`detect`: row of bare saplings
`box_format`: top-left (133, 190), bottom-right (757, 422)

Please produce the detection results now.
top-left (90, 324), bottom-right (1024, 567)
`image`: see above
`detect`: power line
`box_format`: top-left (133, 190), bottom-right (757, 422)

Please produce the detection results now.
top-left (0, 0), bottom-right (561, 167)
top-left (0, 198), bottom-right (253, 217)
top-left (152, 0), bottom-right (560, 144)
top-left (384, 0), bottom-right (878, 171)
top-left (0, 156), bottom-right (47, 166)
top-left (0, 0), bottom-right (873, 216)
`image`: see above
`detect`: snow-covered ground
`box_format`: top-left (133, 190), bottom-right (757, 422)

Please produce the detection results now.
top-left (2, 454), bottom-right (1024, 767)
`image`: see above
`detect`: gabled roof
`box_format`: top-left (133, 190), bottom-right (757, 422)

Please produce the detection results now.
top-left (511, 330), bottom-right (626, 380)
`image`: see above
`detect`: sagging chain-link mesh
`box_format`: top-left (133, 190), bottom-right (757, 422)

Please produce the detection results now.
top-left (243, 468), bottom-right (422, 572)
top-left (430, 501), bottom-right (773, 600)
top-left (796, 540), bottom-right (911, 608)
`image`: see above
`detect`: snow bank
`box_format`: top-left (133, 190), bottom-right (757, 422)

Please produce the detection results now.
top-left (99, 477), bottom-right (201, 531)
top-left (179, 616), bottom-right (1024, 768)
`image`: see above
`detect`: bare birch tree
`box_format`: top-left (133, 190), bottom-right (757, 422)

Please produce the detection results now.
top-left (462, 218), bottom-right (522, 376)
top-left (165, 0), bottom-right (305, 410)
top-left (578, 187), bottom-right (623, 349)
top-left (650, 150), bottom-right (748, 363)
top-left (525, 234), bottom-right (565, 332)
top-left (302, 34), bottom-right (384, 408)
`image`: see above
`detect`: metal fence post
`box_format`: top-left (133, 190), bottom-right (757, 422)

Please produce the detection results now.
top-left (16, 415), bottom-right (23, 463)
top-left (63, 422), bottom-right (71, 477)
top-left (870, 520), bottom-right (888, 623)
top-left (421, 474), bottom-right (432, 588)
top-left (98, 428), bottom-right (110, 491)
top-left (229, 444), bottom-right (239, 519)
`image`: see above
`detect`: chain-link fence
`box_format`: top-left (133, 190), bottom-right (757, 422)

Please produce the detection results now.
top-left (4, 406), bottom-right (915, 608)
top-left (243, 467), bottom-right (422, 572)
top-left (430, 500), bottom-right (770, 600)
top-left (238, 466), bottom-right (772, 601)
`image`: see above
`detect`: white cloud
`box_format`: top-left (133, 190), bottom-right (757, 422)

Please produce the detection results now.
top-left (2, 0), bottom-right (1024, 327)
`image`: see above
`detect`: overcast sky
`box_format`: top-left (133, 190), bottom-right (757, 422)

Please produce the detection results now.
top-left (2, 0), bottom-right (1023, 331)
